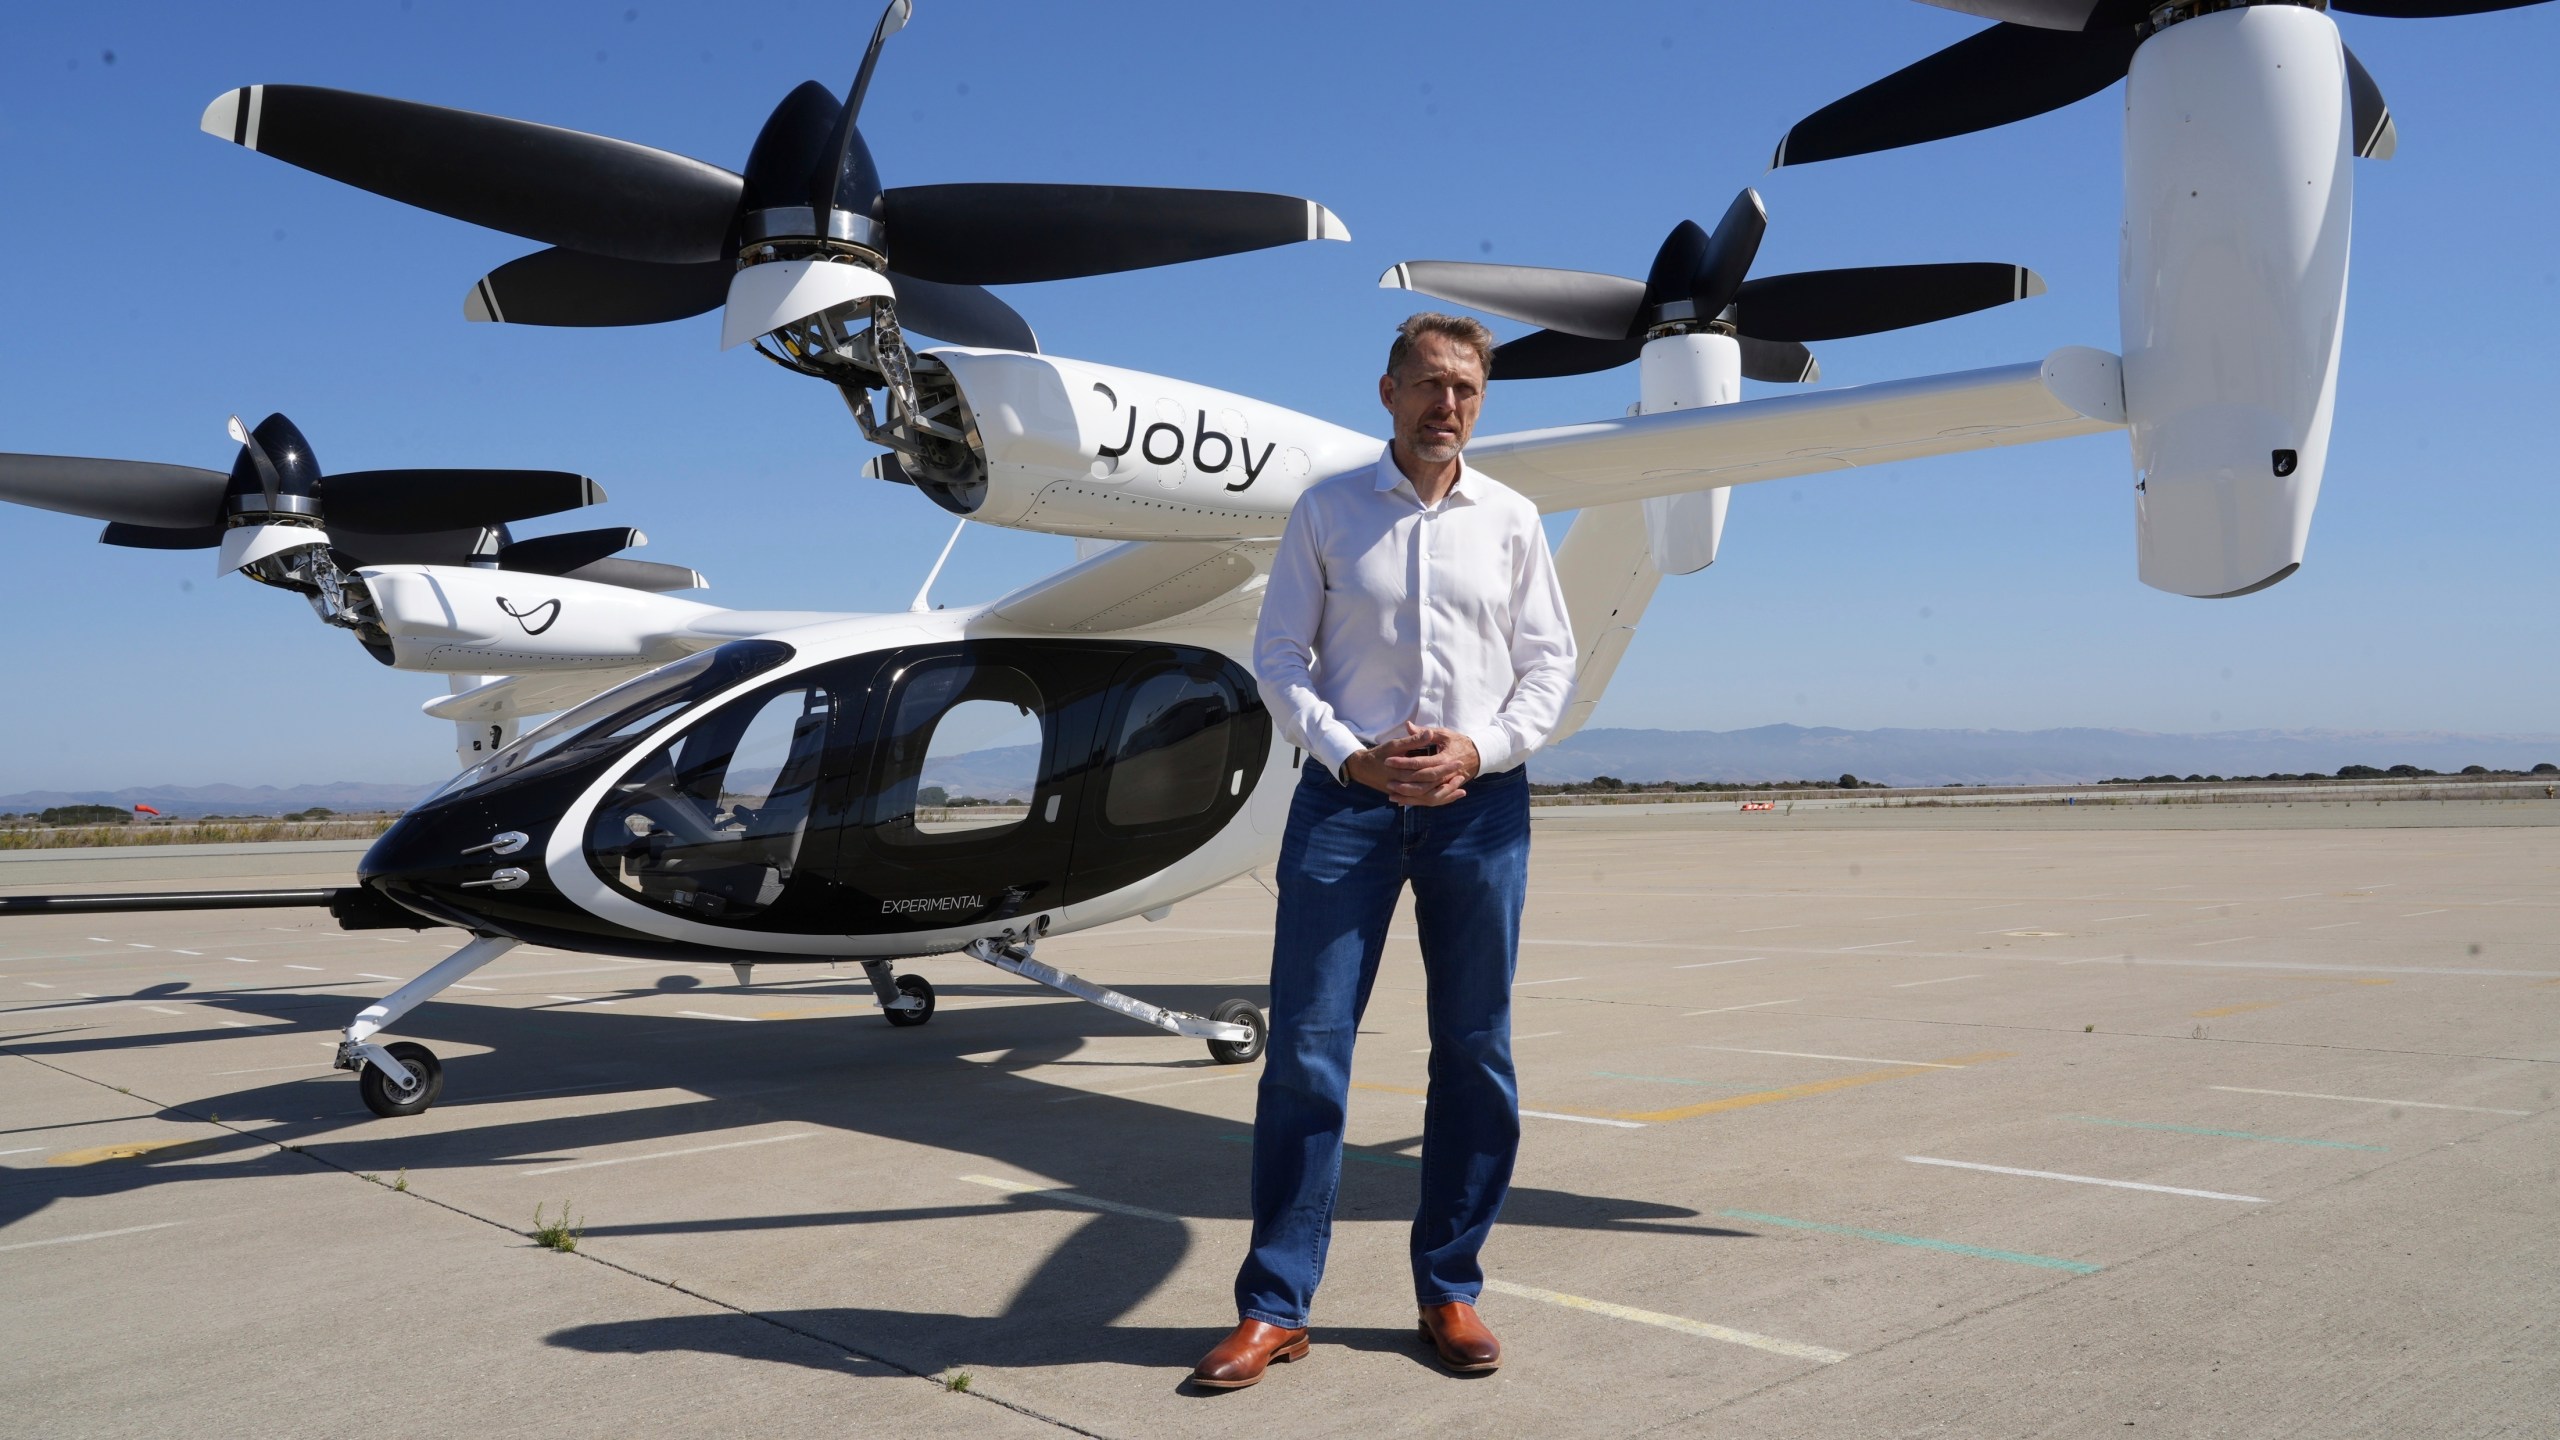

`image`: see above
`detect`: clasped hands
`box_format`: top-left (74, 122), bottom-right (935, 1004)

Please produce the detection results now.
top-left (1343, 722), bottom-right (1480, 807)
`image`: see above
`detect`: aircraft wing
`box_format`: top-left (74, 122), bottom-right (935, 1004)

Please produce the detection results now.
top-left (423, 667), bottom-right (658, 725)
top-left (1468, 347), bottom-right (2126, 512)
top-left (982, 537), bottom-right (1275, 634)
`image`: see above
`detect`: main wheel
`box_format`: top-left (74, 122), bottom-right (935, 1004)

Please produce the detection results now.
top-left (884, 973), bottom-right (936, 1028)
top-left (1206, 999), bottom-right (1266, 1065)
top-left (358, 1041), bottom-right (444, 1118)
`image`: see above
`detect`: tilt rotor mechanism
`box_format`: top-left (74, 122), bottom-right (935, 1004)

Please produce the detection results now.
top-left (0, 415), bottom-right (668, 662)
top-left (199, 0), bottom-right (1350, 484)
top-left (1773, 0), bottom-right (2555, 171)
top-left (1382, 187), bottom-right (2046, 383)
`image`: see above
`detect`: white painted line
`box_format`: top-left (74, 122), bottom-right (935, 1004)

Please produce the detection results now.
top-left (519, 1132), bottom-right (810, 1177)
top-left (957, 1173), bottom-right (1187, 1223)
top-left (1675, 958), bottom-right (1763, 970)
top-left (1482, 1279), bottom-right (1844, 1364)
top-left (2191, 937), bottom-right (2254, 947)
top-left (126, 943), bottom-right (154, 950)
top-left (1838, 939), bottom-right (1914, 952)
top-left (217, 1021), bottom-right (253, 1029)
top-left (213, 1062), bottom-right (330, 1076)
top-left (227, 957), bottom-right (255, 963)
top-left (450, 983), bottom-right (494, 992)
top-left (1521, 1108), bottom-right (1644, 1129)
top-left (23, 981), bottom-right (52, 989)
top-left (173, 950), bottom-right (201, 956)
top-left (1738, 925), bottom-right (1800, 933)
top-left (2092, 914), bottom-right (2151, 922)
top-left (358, 973), bottom-right (402, 981)
top-left (1514, 976), bottom-right (1584, 988)
top-left (0, 1146), bottom-right (43, 1157)
top-left (0, 1222), bottom-right (187, 1254)
top-left (2278, 893), bottom-right (2321, 901)
top-left (1696, 1046), bottom-right (1966, 1070)
top-left (547, 995), bottom-right (588, 1004)
top-left (1893, 974), bottom-right (1984, 988)
top-left (284, 964), bottom-right (323, 972)
top-left (1682, 999), bottom-right (1802, 1017)
top-left (1903, 1155), bottom-right (2266, 1203)
top-left (142, 1006), bottom-right (185, 1016)
top-left (678, 1010), bottom-right (757, 1023)
top-left (1513, 1030), bottom-right (1565, 1042)
top-left (85, 937), bottom-right (112, 943)
top-left (2400, 910), bottom-right (2448, 918)
top-left (2305, 922), bottom-right (2361, 932)
top-left (2207, 1085), bottom-right (2529, 1117)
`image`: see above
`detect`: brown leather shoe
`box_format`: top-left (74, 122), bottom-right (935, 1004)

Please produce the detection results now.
top-left (1418, 1301), bottom-right (1501, 1373)
top-left (1189, 1319), bottom-right (1311, 1389)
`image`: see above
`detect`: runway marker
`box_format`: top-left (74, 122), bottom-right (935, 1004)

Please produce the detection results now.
top-left (1519, 1108), bottom-right (1644, 1129)
top-left (1675, 958), bottom-right (1763, 970)
top-left (2207, 1085), bottom-right (2528, 1116)
top-left (450, 983), bottom-right (494, 992)
top-left (216, 1021), bottom-right (253, 1029)
top-left (958, 1173), bottom-right (1187, 1224)
top-left (2070, 1115), bottom-right (2384, 1152)
top-left (678, 1010), bottom-right (756, 1022)
top-left (85, 937), bottom-right (112, 943)
top-left (547, 995), bottom-right (588, 1004)
top-left (284, 964), bottom-right (323, 972)
top-left (173, 950), bottom-right (200, 956)
top-left (227, 958), bottom-right (254, 963)
top-left (2400, 910), bottom-right (2448, 918)
top-left (1903, 1155), bottom-right (2266, 1203)
top-left (2305, 922), bottom-right (2361, 931)
top-left (2092, 914), bottom-right (2151, 922)
top-left (142, 1006), bottom-right (184, 1016)
top-left (0, 1147), bottom-right (43, 1157)
top-left (0, 1222), bottom-right (186, 1254)
top-left (1481, 1279), bottom-right (1845, 1364)
top-left (1514, 976), bottom-right (1585, 988)
top-left (1838, 939), bottom-right (1914, 951)
top-left (1893, 974), bottom-right (1983, 988)
top-left (358, 973), bottom-right (401, 982)
top-left (1695, 1046), bottom-right (1966, 1070)
top-left (1681, 998), bottom-right (1801, 1016)
top-left (1720, 1209), bottom-right (2100, 1274)
top-left (1737, 924), bottom-right (1800, 933)
top-left (126, 944), bottom-right (153, 950)
top-left (520, 1132), bottom-right (810, 1176)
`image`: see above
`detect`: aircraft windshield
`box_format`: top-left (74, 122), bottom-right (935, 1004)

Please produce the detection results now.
top-left (426, 641), bottom-right (796, 804)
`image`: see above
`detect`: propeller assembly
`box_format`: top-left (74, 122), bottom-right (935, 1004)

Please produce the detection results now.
top-left (199, 0), bottom-right (1349, 489)
top-left (0, 415), bottom-right (695, 659)
top-left (1774, 0), bottom-right (2554, 171)
top-left (1382, 189), bottom-right (2044, 383)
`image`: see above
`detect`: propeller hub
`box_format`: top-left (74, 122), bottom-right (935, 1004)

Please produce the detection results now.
top-left (740, 205), bottom-right (883, 250)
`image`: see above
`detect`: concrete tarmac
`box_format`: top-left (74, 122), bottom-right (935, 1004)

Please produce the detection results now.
top-left (2, 801), bottom-right (2553, 1437)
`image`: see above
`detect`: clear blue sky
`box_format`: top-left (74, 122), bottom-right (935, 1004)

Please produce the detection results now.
top-left (2, 0), bottom-right (2554, 790)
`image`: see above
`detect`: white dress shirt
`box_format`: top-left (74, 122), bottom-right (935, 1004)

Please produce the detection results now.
top-left (1254, 448), bottom-right (1577, 780)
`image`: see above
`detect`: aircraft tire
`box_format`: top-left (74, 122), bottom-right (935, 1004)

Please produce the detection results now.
top-left (885, 973), bottom-right (935, 1028)
top-left (1206, 999), bottom-right (1266, 1066)
top-left (358, 1041), bottom-right (444, 1118)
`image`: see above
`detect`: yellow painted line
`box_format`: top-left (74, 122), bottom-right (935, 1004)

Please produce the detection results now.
top-left (1357, 1052), bottom-right (2010, 1126)
top-left (1482, 1279), bottom-right (1846, 1364)
top-left (2196, 979), bottom-right (2395, 1017)
top-left (1613, 1051), bottom-right (2010, 1124)
top-left (2193, 1001), bottom-right (2286, 1018)
top-left (47, 1137), bottom-right (227, 1167)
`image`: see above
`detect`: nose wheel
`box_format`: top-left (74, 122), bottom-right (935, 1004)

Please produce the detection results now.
top-left (357, 1041), bottom-right (444, 1118)
top-left (884, 973), bottom-right (936, 1027)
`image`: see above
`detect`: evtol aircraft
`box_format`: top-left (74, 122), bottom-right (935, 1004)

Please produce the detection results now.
top-left (2, 0), bottom-right (2546, 1117)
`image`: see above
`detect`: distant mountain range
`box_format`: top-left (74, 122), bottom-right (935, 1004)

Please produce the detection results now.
top-left (8, 726), bottom-right (2556, 815)
top-left (1532, 726), bottom-right (2560, 788)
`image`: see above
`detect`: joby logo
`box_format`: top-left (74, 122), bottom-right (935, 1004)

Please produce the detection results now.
top-left (1097, 404), bottom-right (1278, 493)
top-left (496, 597), bottom-right (563, 636)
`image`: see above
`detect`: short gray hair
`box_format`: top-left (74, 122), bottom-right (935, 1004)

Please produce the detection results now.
top-left (1386, 312), bottom-right (1495, 381)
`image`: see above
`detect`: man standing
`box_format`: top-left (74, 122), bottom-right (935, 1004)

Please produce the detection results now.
top-left (1191, 314), bottom-right (1576, 1388)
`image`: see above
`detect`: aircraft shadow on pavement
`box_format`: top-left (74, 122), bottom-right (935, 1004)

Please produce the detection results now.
top-left (2, 970), bottom-right (1749, 1374)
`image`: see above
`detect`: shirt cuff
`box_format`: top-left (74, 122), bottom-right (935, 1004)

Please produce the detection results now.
top-left (1468, 726), bottom-right (1517, 778)
top-left (1305, 724), bottom-right (1364, 782)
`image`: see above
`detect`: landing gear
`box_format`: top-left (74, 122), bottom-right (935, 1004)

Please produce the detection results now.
top-left (963, 921), bottom-right (1265, 1062)
top-left (1206, 999), bottom-right (1267, 1066)
top-left (357, 1041), bottom-right (444, 1118)
top-left (862, 959), bottom-right (935, 1027)
top-left (335, 933), bottom-right (517, 1119)
top-left (886, 973), bottom-right (936, 1027)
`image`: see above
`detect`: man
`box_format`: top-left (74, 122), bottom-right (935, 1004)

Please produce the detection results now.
top-left (1190, 313), bottom-right (1576, 1388)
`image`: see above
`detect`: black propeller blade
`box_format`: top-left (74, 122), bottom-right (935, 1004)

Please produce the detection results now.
top-left (1, 417), bottom-right (603, 544)
top-left (1772, 22), bottom-right (2143, 169)
top-left (1783, 0), bottom-right (2550, 168)
top-left (497, 527), bottom-right (644, 576)
top-left (1395, 188), bottom-right (2042, 384)
top-left (204, 1), bottom-right (1347, 347)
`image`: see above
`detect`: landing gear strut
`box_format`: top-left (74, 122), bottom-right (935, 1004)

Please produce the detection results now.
top-left (338, 933), bottom-right (517, 1118)
top-left (964, 920), bottom-right (1266, 1064)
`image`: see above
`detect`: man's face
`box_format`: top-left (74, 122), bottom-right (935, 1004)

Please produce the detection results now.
top-left (1380, 332), bottom-right (1486, 467)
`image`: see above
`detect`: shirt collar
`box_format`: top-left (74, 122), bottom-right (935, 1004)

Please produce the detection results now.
top-left (1373, 445), bottom-right (1478, 506)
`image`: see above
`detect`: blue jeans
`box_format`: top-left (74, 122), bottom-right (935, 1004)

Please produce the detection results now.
top-left (1234, 759), bottom-right (1530, 1329)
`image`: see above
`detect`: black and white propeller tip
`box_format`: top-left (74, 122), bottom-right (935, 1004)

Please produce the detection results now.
top-left (1381, 188), bottom-right (2044, 384)
top-left (197, 1), bottom-right (1350, 353)
top-left (1773, 0), bottom-right (2552, 171)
